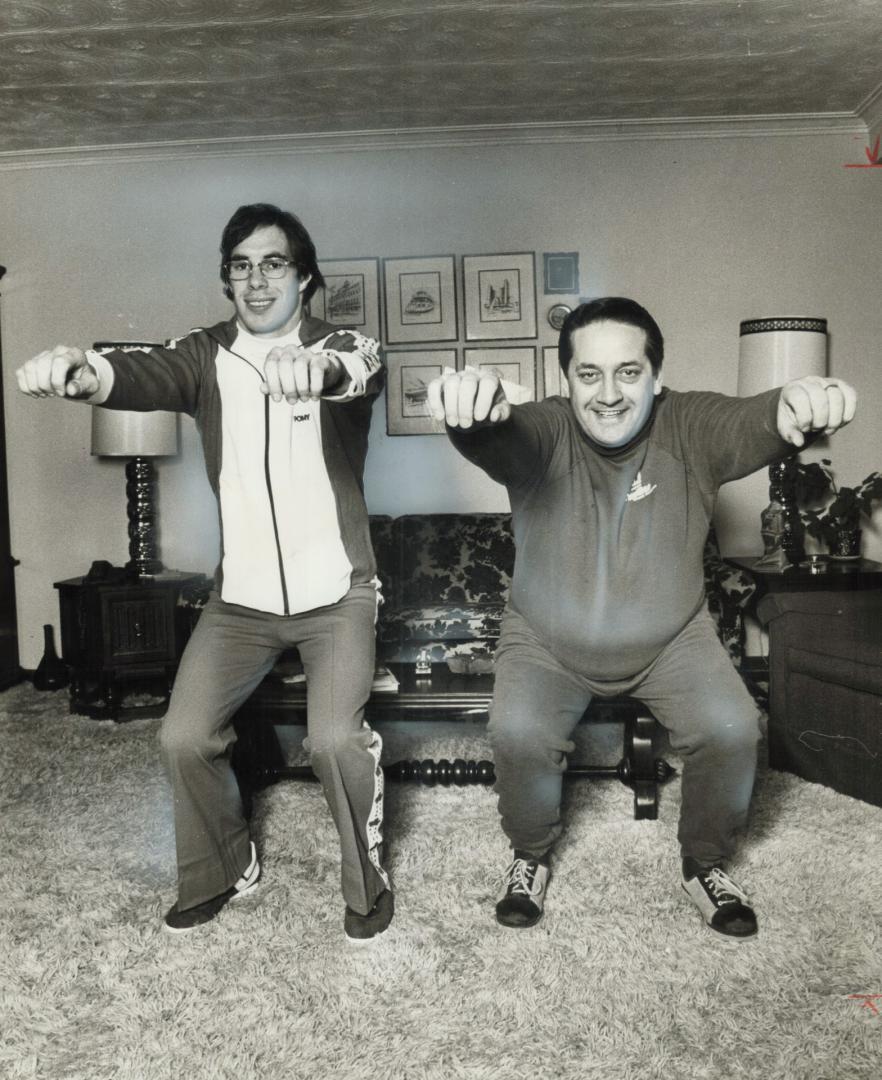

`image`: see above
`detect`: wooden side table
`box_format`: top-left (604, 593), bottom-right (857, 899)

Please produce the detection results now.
top-left (55, 570), bottom-right (206, 719)
top-left (728, 556), bottom-right (882, 803)
top-left (725, 556), bottom-right (882, 597)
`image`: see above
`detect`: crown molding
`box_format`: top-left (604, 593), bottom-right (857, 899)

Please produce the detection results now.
top-left (857, 81), bottom-right (882, 135)
top-left (0, 112), bottom-right (867, 172)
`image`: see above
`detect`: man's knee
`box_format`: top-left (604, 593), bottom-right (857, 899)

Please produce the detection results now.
top-left (306, 725), bottom-right (380, 770)
top-left (674, 702), bottom-right (761, 756)
top-left (489, 718), bottom-right (573, 772)
top-left (159, 707), bottom-right (227, 765)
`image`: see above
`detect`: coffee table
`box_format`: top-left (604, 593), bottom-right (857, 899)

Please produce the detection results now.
top-left (232, 662), bottom-right (673, 819)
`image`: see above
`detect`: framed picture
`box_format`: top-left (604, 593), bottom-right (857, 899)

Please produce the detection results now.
top-left (463, 253), bottom-right (537, 341)
top-left (385, 349), bottom-right (456, 435)
top-left (463, 346), bottom-right (536, 400)
top-left (309, 258), bottom-right (381, 341)
top-left (383, 256), bottom-right (457, 344)
top-left (543, 252), bottom-right (580, 295)
top-left (542, 346), bottom-right (570, 399)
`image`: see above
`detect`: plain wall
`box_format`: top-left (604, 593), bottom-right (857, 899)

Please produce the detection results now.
top-left (2, 131), bottom-right (880, 667)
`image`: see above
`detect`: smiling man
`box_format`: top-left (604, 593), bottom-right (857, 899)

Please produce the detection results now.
top-left (428, 296), bottom-right (856, 939)
top-left (16, 203), bottom-right (393, 941)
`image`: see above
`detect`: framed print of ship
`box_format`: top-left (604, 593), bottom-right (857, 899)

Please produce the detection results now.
top-left (463, 252), bottom-right (537, 341)
top-left (385, 348), bottom-right (457, 435)
top-left (383, 255), bottom-right (458, 344)
top-left (310, 258), bottom-right (381, 342)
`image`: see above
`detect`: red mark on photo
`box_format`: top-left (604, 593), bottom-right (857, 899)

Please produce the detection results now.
top-left (849, 994), bottom-right (882, 1014)
top-left (844, 135), bottom-right (882, 168)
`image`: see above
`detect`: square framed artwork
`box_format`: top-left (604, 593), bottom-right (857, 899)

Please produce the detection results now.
top-left (383, 256), bottom-right (458, 344)
top-left (462, 346), bottom-right (536, 400)
top-left (385, 349), bottom-right (457, 435)
top-left (542, 346), bottom-right (570, 399)
top-left (309, 258), bottom-right (381, 341)
top-left (543, 252), bottom-right (580, 295)
top-left (462, 253), bottom-right (537, 341)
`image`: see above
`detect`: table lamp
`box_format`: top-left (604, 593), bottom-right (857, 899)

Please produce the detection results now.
top-left (90, 345), bottom-right (178, 577)
top-left (738, 317), bottom-right (828, 567)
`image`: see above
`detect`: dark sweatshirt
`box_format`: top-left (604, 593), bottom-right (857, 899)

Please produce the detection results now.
top-left (449, 387), bottom-right (789, 679)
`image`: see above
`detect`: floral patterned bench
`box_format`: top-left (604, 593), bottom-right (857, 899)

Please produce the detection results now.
top-left (371, 513), bottom-right (756, 674)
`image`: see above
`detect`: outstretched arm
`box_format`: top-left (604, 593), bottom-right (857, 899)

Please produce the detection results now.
top-left (777, 375), bottom-right (857, 447)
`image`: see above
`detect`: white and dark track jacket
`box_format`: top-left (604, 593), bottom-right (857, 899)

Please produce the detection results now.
top-left (88, 314), bottom-right (383, 616)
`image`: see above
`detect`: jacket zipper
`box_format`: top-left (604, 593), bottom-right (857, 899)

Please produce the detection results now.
top-left (262, 393), bottom-right (291, 615)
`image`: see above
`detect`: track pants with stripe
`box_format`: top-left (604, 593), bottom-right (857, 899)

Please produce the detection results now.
top-left (159, 582), bottom-right (388, 914)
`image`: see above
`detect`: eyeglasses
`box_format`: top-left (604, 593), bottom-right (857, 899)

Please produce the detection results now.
top-left (224, 257), bottom-right (295, 281)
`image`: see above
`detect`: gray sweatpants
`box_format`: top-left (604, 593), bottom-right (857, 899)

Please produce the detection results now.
top-left (158, 582), bottom-right (388, 914)
top-left (489, 605), bottom-right (762, 866)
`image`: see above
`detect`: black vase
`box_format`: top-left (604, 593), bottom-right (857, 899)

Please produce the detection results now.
top-left (33, 624), bottom-right (69, 691)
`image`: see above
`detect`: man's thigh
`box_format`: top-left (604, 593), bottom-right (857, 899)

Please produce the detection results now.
top-left (292, 583), bottom-right (378, 740)
top-left (634, 608), bottom-right (760, 740)
top-left (492, 615), bottom-right (592, 747)
top-left (167, 597), bottom-right (284, 736)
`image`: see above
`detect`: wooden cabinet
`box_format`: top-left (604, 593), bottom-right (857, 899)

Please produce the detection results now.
top-left (55, 571), bottom-right (205, 719)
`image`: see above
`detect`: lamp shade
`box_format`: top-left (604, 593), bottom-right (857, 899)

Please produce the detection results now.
top-left (91, 409), bottom-right (178, 457)
top-left (737, 317), bottom-right (827, 397)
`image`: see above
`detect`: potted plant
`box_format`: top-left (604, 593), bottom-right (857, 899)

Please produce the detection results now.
top-left (795, 458), bottom-right (882, 558)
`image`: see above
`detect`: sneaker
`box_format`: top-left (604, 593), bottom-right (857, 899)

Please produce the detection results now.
top-left (681, 860), bottom-right (757, 938)
top-left (164, 842), bottom-right (260, 934)
top-left (495, 853), bottom-right (550, 929)
top-left (344, 888), bottom-right (394, 943)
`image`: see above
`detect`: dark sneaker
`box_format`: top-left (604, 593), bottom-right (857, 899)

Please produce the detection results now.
top-left (344, 888), bottom-right (394, 943)
top-left (681, 861), bottom-right (757, 938)
top-left (164, 842), bottom-right (260, 934)
top-left (495, 854), bottom-right (550, 928)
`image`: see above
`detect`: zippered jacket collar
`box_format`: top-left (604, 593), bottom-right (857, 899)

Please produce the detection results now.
top-left (203, 313), bottom-right (340, 351)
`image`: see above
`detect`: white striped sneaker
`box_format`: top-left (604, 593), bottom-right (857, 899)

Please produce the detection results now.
top-left (164, 842), bottom-right (260, 934)
top-left (681, 863), bottom-right (757, 938)
top-left (495, 855), bottom-right (550, 928)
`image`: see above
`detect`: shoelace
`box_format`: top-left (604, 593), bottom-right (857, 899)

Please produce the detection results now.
top-left (503, 858), bottom-right (543, 898)
top-left (703, 867), bottom-right (749, 906)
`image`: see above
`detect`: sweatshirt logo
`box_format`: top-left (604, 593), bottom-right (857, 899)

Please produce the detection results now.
top-left (626, 471), bottom-right (657, 502)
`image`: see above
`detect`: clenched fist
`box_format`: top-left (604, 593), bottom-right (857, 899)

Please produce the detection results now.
top-left (426, 366), bottom-right (511, 429)
top-left (777, 376), bottom-right (857, 448)
top-left (262, 346), bottom-right (343, 403)
top-left (16, 345), bottom-right (100, 399)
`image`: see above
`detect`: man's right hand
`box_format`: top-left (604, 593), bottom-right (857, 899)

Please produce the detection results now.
top-left (427, 366), bottom-right (511, 429)
top-left (15, 346), bottom-right (100, 399)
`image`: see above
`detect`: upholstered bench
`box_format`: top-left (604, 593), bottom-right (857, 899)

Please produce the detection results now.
top-left (217, 514), bottom-right (757, 820)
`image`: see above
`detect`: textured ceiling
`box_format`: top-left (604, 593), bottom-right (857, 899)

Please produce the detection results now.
top-left (1, 0), bottom-right (881, 154)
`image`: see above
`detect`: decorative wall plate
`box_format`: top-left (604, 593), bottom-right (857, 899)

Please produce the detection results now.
top-left (547, 303), bottom-right (572, 331)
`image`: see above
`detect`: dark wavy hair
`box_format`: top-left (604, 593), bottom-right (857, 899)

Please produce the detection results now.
top-left (558, 297), bottom-right (664, 376)
top-left (219, 203), bottom-right (325, 304)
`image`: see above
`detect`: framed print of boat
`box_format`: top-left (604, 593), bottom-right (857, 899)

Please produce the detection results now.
top-left (310, 258), bottom-right (381, 342)
top-left (463, 252), bottom-right (537, 341)
top-left (383, 255), bottom-right (458, 344)
top-left (385, 348), bottom-right (457, 435)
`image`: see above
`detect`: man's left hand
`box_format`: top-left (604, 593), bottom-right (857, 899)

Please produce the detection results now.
top-left (777, 376), bottom-right (857, 447)
top-left (262, 347), bottom-right (343, 403)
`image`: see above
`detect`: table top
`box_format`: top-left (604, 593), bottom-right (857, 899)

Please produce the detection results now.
top-left (726, 556), bottom-right (882, 593)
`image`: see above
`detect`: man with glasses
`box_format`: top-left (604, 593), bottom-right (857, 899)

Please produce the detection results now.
top-left (16, 203), bottom-right (393, 941)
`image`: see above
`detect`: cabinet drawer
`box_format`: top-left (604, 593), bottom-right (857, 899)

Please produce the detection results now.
top-left (101, 591), bottom-right (175, 664)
